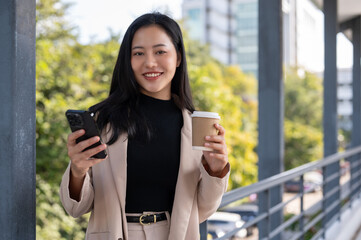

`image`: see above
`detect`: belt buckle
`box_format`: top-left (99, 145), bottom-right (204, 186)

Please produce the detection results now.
top-left (139, 214), bottom-right (156, 226)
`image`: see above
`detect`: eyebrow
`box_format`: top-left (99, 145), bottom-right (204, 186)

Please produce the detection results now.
top-left (132, 43), bottom-right (168, 50)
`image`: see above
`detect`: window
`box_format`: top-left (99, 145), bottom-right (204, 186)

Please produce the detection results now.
top-left (237, 2), bottom-right (257, 13)
top-left (186, 8), bottom-right (203, 40)
top-left (237, 52), bottom-right (258, 65)
top-left (238, 35), bottom-right (257, 46)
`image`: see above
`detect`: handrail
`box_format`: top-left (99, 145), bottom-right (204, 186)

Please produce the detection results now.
top-left (220, 146), bottom-right (361, 208)
top-left (201, 145), bottom-right (361, 240)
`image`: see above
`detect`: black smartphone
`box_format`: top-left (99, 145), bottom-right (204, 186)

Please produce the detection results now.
top-left (65, 109), bottom-right (107, 159)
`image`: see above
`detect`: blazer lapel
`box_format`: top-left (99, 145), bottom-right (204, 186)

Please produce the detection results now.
top-left (107, 133), bottom-right (128, 214)
top-left (103, 129), bottom-right (128, 238)
top-left (168, 109), bottom-right (202, 240)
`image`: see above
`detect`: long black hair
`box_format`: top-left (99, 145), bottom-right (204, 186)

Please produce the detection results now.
top-left (90, 12), bottom-right (195, 145)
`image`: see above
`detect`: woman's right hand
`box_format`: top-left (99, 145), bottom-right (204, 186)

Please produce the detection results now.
top-left (67, 129), bottom-right (108, 178)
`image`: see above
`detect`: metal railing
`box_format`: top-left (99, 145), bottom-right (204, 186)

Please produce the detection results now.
top-left (200, 146), bottom-right (361, 240)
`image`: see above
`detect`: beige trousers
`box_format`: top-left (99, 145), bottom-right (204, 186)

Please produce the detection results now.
top-left (127, 212), bottom-right (171, 240)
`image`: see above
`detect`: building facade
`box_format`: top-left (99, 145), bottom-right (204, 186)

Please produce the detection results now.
top-left (182, 0), bottom-right (324, 78)
top-left (182, 0), bottom-right (237, 65)
top-left (337, 68), bottom-right (353, 131)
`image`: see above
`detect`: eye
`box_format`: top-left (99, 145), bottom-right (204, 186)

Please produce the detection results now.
top-left (156, 50), bottom-right (167, 55)
top-left (133, 52), bottom-right (144, 56)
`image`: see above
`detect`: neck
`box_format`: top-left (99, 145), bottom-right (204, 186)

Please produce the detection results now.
top-left (140, 91), bottom-right (171, 100)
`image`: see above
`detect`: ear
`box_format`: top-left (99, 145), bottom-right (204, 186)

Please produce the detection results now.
top-left (176, 51), bottom-right (181, 67)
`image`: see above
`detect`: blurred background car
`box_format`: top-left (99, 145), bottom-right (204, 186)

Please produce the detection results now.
top-left (207, 229), bottom-right (226, 239)
top-left (284, 171), bottom-right (322, 193)
top-left (207, 211), bottom-right (247, 239)
top-left (219, 203), bottom-right (258, 236)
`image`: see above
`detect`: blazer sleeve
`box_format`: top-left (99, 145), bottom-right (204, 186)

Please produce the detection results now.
top-left (197, 161), bottom-right (230, 222)
top-left (59, 163), bottom-right (94, 218)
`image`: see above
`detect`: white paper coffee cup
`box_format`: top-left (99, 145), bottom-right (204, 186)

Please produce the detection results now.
top-left (191, 111), bottom-right (221, 151)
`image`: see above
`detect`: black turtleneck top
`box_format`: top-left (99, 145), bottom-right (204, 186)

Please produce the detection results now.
top-left (125, 94), bottom-right (183, 214)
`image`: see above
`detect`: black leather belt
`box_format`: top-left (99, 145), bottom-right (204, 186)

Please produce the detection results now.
top-left (126, 213), bottom-right (167, 225)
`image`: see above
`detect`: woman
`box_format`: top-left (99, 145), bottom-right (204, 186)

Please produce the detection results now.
top-left (60, 12), bottom-right (230, 240)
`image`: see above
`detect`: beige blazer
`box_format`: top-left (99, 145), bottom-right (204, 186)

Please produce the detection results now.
top-left (60, 108), bottom-right (230, 240)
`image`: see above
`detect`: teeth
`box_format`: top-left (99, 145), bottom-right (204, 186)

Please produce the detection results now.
top-left (145, 73), bottom-right (161, 77)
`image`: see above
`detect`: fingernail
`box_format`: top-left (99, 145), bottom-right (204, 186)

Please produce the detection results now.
top-left (210, 153), bottom-right (214, 156)
top-left (205, 136), bottom-right (210, 140)
top-left (205, 143), bottom-right (210, 146)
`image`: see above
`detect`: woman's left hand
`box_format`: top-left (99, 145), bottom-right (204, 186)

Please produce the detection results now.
top-left (202, 123), bottom-right (229, 177)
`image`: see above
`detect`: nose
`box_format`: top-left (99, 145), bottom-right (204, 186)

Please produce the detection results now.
top-left (145, 54), bottom-right (157, 68)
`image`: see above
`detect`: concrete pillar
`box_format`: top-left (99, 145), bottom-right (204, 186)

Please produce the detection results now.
top-left (0, 0), bottom-right (36, 239)
top-left (351, 16), bottom-right (361, 200)
top-left (323, 0), bottom-right (340, 230)
top-left (258, 0), bottom-right (283, 239)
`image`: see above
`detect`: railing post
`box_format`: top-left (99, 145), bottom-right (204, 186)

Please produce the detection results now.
top-left (323, 0), bottom-right (340, 233)
top-left (299, 175), bottom-right (305, 240)
top-left (258, 0), bottom-right (283, 239)
top-left (351, 16), bottom-right (361, 200)
top-left (199, 221), bottom-right (207, 240)
top-left (0, 0), bottom-right (36, 239)
top-left (258, 189), bottom-right (271, 239)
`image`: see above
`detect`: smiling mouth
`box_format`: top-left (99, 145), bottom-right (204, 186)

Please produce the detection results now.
top-left (144, 72), bottom-right (162, 77)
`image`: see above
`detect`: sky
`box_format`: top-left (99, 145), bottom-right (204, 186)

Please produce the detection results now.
top-left (63, 0), bottom-right (182, 44)
top-left (63, 0), bottom-right (353, 69)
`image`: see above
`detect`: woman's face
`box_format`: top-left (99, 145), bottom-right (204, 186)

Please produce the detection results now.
top-left (131, 25), bottom-right (181, 100)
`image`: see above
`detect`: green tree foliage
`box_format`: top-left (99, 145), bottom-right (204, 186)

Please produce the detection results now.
top-left (36, 0), bottom-right (119, 239)
top-left (284, 120), bottom-right (323, 170)
top-left (184, 37), bottom-right (258, 188)
top-left (36, 0), bottom-right (119, 184)
top-left (36, 175), bottom-right (89, 239)
top-left (36, 38), bottom-right (118, 183)
top-left (36, 0), bottom-right (76, 41)
top-left (284, 68), bottom-right (323, 170)
top-left (285, 68), bottom-right (323, 129)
